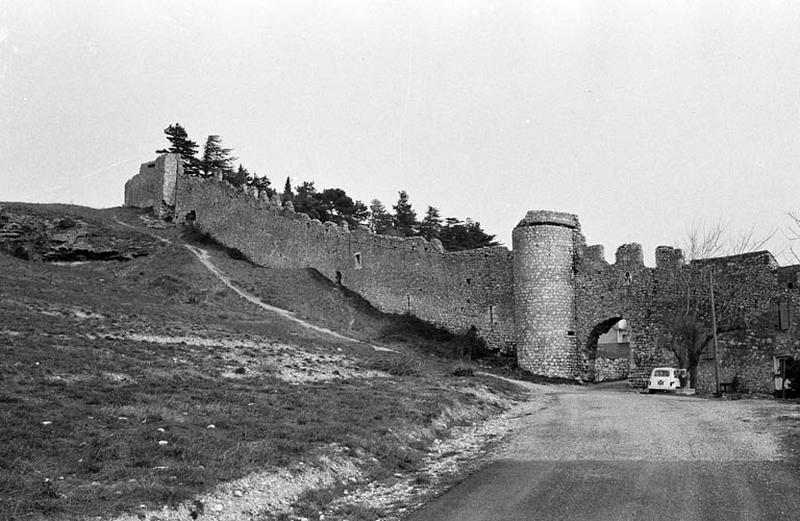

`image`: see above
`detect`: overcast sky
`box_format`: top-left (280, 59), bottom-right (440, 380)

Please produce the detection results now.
top-left (2, 0), bottom-right (800, 264)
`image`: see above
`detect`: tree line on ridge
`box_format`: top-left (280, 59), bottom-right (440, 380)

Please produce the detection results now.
top-left (156, 123), bottom-right (499, 251)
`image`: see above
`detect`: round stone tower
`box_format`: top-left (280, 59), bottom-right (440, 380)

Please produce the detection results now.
top-left (512, 210), bottom-right (580, 378)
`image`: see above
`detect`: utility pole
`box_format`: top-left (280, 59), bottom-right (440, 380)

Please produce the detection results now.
top-left (709, 269), bottom-right (721, 396)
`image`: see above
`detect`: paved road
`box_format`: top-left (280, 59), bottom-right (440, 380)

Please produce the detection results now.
top-left (404, 386), bottom-right (800, 521)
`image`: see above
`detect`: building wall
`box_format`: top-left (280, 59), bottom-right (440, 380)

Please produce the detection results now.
top-left (695, 270), bottom-right (800, 394)
top-left (174, 174), bottom-right (516, 352)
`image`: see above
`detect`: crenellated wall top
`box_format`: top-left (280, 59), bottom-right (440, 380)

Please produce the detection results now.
top-left (181, 169), bottom-right (511, 257)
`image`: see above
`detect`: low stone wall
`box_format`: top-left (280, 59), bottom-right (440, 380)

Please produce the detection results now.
top-left (594, 357), bottom-right (629, 382)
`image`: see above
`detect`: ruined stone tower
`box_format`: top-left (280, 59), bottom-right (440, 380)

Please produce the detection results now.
top-left (512, 210), bottom-right (580, 378)
top-left (124, 153), bottom-right (182, 220)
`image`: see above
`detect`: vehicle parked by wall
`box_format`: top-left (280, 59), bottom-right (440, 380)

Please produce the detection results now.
top-left (648, 367), bottom-right (682, 393)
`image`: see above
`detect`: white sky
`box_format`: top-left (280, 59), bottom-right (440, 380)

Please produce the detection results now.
top-left (2, 0), bottom-right (800, 265)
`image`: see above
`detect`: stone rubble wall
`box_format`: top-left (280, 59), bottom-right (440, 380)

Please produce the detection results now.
top-left (697, 332), bottom-right (777, 394)
top-left (125, 155), bottom-right (800, 389)
top-left (124, 154), bottom-right (181, 219)
top-left (691, 254), bottom-right (797, 394)
top-left (696, 274), bottom-right (800, 395)
top-left (512, 211), bottom-right (579, 378)
top-left (575, 242), bottom-right (665, 386)
top-left (594, 357), bottom-right (630, 382)
top-left (174, 174), bottom-right (516, 353)
top-left (577, 243), bottom-right (800, 391)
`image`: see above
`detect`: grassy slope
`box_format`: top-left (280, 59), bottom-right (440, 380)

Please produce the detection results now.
top-left (0, 205), bottom-right (524, 520)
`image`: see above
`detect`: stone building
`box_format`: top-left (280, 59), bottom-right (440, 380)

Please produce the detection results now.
top-left (125, 154), bottom-right (800, 393)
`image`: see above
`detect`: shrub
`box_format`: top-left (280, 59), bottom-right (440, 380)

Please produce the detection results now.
top-left (452, 365), bottom-right (475, 377)
top-left (55, 217), bottom-right (77, 229)
top-left (367, 355), bottom-right (422, 377)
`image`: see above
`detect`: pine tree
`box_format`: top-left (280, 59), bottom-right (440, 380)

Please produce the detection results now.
top-left (226, 164), bottom-right (252, 188)
top-left (368, 199), bottom-right (394, 234)
top-left (200, 135), bottom-right (236, 178)
top-left (293, 181), bottom-right (322, 220)
top-left (418, 206), bottom-right (443, 240)
top-left (156, 123), bottom-right (200, 176)
top-left (282, 177), bottom-right (294, 203)
top-left (317, 188), bottom-right (369, 228)
top-left (393, 190), bottom-right (417, 237)
top-left (439, 217), bottom-right (499, 251)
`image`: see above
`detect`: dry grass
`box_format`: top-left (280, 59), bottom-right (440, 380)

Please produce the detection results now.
top-left (0, 204), bottom-right (526, 520)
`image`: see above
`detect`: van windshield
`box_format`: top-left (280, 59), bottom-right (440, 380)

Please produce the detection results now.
top-left (653, 370), bottom-right (670, 377)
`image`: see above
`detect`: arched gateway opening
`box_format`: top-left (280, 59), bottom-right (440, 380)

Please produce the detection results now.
top-left (586, 317), bottom-right (631, 382)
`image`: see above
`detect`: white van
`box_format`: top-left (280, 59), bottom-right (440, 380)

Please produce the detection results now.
top-left (648, 367), bottom-right (681, 393)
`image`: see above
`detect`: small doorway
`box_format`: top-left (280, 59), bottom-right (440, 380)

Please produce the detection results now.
top-left (774, 355), bottom-right (799, 398)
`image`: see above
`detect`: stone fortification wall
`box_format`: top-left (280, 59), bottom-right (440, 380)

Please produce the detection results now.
top-left (124, 154), bottom-right (182, 219)
top-left (512, 210), bottom-right (580, 378)
top-left (174, 174), bottom-right (516, 352)
top-left (576, 243), bottom-right (799, 391)
top-left (126, 154), bottom-right (800, 390)
top-left (575, 242), bottom-right (667, 386)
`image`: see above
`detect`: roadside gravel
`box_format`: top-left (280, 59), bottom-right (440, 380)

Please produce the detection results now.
top-left (105, 377), bottom-right (544, 521)
top-left (317, 378), bottom-right (552, 520)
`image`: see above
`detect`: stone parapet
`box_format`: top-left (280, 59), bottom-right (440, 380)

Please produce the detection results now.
top-left (655, 246), bottom-right (684, 269)
top-left (614, 243), bottom-right (644, 267)
top-left (516, 210), bottom-right (579, 229)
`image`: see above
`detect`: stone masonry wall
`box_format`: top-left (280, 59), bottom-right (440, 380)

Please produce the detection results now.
top-left (696, 331), bottom-right (778, 394)
top-left (696, 269), bottom-right (800, 395)
top-left (575, 243), bottom-right (668, 386)
top-left (512, 211), bottom-right (579, 378)
top-left (174, 174), bottom-right (516, 352)
top-left (576, 242), bottom-right (800, 391)
top-left (124, 154), bottom-right (181, 219)
top-left (594, 357), bottom-right (630, 382)
top-left (690, 254), bottom-right (796, 394)
top-left (126, 154), bottom-right (800, 388)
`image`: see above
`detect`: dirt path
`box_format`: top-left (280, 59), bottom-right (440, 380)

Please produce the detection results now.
top-left (403, 386), bottom-right (800, 521)
top-left (183, 244), bottom-right (392, 352)
top-left (114, 217), bottom-right (390, 352)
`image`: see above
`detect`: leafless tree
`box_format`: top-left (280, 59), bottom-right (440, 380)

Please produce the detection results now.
top-left (654, 221), bottom-right (776, 388)
top-left (783, 212), bottom-right (800, 263)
